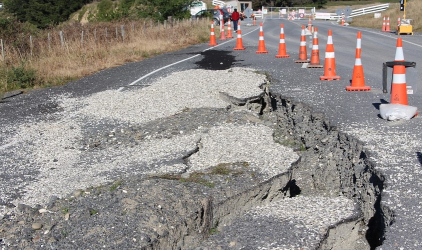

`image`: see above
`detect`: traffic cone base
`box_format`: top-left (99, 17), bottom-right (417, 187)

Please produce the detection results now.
top-left (275, 24), bottom-right (290, 58)
top-left (320, 75), bottom-right (341, 80)
top-left (320, 30), bottom-right (340, 80)
top-left (234, 30), bottom-right (245, 50)
top-left (256, 23), bottom-right (268, 54)
top-left (220, 20), bottom-right (226, 40)
top-left (346, 86), bottom-right (371, 91)
top-left (295, 59), bottom-right (310, 63)
top-left (296, 25), bottom-right (309, 63)
top-left (390, 38), bottom-right (408, 105)
top-left (226, 21), bottom-right (233, 38)
top-left (308, 64), bottom-right (323, 68)
top-left (276, 54), bottom-right (290, 58)
top-left (308, 27), bottom-right (322, 68)
top-left (386, 17), bottom-right (391, 32)
top-left (208, 22), bottom-right (218, 46)
top-left (346, 31), bottom-right (371, 91)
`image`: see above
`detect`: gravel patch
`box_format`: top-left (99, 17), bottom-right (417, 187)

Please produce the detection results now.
top-left (0, 67), bottom-right (273, 214)
top-left (194, 196), bottom-right (358, 250)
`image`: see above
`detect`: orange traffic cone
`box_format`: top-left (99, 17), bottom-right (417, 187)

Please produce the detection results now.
top-left (220, 19), bottom-right (226, 40)
top-left (226, 20), bottom-right (234, 38)
top-left (308, 27), bottom-right (322, 68)
top-left (385, 16), bottom-right (391, 32)
top-left (397, 17), bottom-right (401, 33)
top-left (390, 37), bottom-right (408, 105)
top-left (382, 16), bottom-right (386, 31)
top-left (275, 24), bottom-right (290, 58)
top-left (295, 25), bottom-right (309, 63)
top-left (320, 30), bottom-right (340, 80)
top-left (256, 23), bottom-right (268, 54)
top-left (234, 21), bottom-right (245, 50)
top-left (208, 22), bottom-right (218, 46)
top-left (253, 16), bottom-right (256, 26)
top-left (307, 17), bottom-right (312, 32)
top-left (346, 31), bottom-right (370, 91)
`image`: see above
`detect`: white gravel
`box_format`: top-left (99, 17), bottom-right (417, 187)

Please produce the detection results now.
top-left (77, 67), bottom-right (266, 124)
top-left (247, 196), bottom-right (357, 250)
top-left (188, 123), bottom-right (298, 179)
top-left (1, 67), bottom-right (298, 216)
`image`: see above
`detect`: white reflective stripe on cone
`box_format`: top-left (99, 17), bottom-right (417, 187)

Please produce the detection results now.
top-left (325, 52), bottom-right (335, 58)
top-left (393, 73), bottom-right (406, 83)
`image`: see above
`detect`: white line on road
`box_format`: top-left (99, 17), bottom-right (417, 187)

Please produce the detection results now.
top-left (118, 27), bottom-right (260, 91)
top-left (346, 26), bottom-right (422, 48)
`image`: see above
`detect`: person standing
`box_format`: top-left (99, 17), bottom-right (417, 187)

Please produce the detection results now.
top-left (231, 8), bottom-right (240, 32)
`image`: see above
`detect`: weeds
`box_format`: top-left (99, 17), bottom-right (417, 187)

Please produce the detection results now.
top-left (0, 18), bottom-right (211, 98)
top-left (154, 172), bottom-right (215, 188)
top-left (6, 62), bottom-right (37, 89)
top-left (61, 207), bottom-right (69, 214)
top-left (89, 208), bottom-right (98, 216)
top-left (209, 220), bottom-right (219, 235)
top-left (109, 180), bottom-right (123, 191)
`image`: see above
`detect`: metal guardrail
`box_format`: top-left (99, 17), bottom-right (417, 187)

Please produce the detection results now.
top-left (212, 0), bottom-right (225, 7)
top-left (349, 3), bottom-right (390, 18)
top-left (314, 3), bottom-right (390, 20)
top-left (261, 4), bottom-right (389, 20)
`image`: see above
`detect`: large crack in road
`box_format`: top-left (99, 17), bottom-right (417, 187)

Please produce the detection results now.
top-left (0, 34), bottom-right (393, 247)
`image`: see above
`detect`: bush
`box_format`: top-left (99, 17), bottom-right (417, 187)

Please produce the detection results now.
top-left (7, 63), bottom-right (37, 89)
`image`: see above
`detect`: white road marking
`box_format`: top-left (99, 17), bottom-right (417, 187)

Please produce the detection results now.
top-left (346, 26), bottom-right (422, 48)
top-left (118, 26), bottom-right (260, 91)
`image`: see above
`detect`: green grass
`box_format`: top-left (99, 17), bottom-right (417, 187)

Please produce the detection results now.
top-left (61, 207), bottom-right (69, 214)
top-left (89, 208), bottom-right (98, 215)
top-left (109, 180), bottom-right (123, 191)
top-left (154, 173), bottom-right (215, 188)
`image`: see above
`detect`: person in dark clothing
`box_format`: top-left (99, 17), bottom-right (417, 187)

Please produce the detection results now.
top-left (231, 8), bottom-right (240, 32)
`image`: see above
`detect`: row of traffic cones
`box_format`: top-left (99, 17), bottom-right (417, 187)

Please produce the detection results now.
top-left (382, 16), bottom-right (391, 32)
top-left (209, 21), bottom-right (416, 117)
top-left (208, 20), bottom-right (235, 45)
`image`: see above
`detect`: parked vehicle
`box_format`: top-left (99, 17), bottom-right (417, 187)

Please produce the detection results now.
top-left (190, 1), bottom-right (207, 16)
top-left (192, 8), bottom-right (231, 26)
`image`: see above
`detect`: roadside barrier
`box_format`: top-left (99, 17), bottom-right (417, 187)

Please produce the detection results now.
top-left (227, 20), bottom-right (234, 38)
top-left (382, 16), bottom-right (386, 31)
top-left (295, 25), bottom-right (310, 63)
top-left (220, 19), bottom-right (226, 40)
top-left (390, 38), bottom-right (408, 105)
top-left (346, 31), bottom-right (370, 91)
top-left (385, 16), bottom-right (391, 32)
top-left (208, 22), bottom-right (218, 46)
top-left (307, 17), bottom-right (312, 32)
top-left (308, 27), bottom-right (322, 68)
top-left (256, 23), bottom-right (268, 54)
top-left (234, 21), bottom-right (245, 50)
top-left (379, 37), bottom-right (418, 120)
top-left (320, 30), bottom-right (340, 80)
top-left (275, 24), bottom-right (290, 58)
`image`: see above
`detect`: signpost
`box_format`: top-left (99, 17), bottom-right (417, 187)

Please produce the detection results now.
top-left (397, 0), bottom-right (413, 35)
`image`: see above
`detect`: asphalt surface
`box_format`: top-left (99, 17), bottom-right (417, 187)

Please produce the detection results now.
top-left (1, 17), bottom-right (422, 249)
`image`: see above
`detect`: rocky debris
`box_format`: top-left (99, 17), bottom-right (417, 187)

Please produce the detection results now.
top-left (0, 68), bottom-right (387, 249)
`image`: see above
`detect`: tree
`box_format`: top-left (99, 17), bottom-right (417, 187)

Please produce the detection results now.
top-left (3, 0), bottom-right (93, 28)
top-left (134, 0), bottom-right (193, 21)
